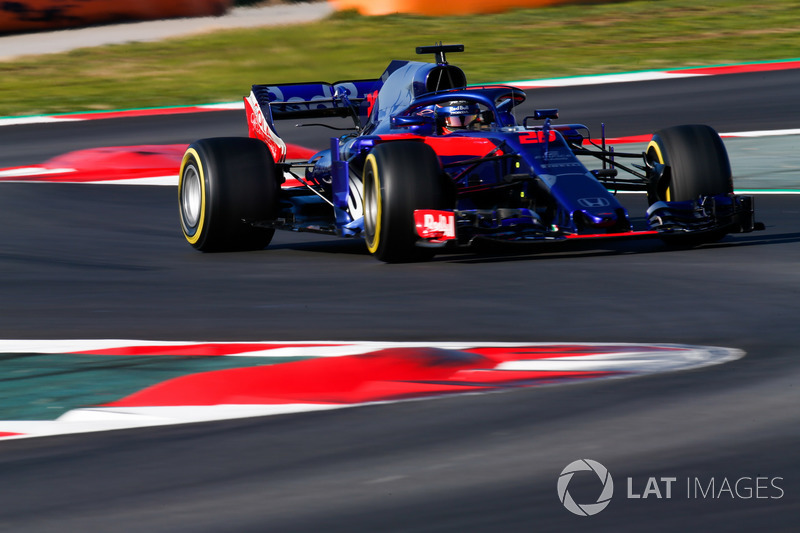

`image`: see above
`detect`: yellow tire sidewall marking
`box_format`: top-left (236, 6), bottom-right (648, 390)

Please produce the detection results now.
top-left (364, 153), bottom-right (382, 254)
top-left (179, 147), bottom-right (206, 245)
top-left (646, 140), bottom-right (671, 202)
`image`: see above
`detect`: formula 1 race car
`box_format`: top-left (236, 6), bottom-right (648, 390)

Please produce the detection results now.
top-left (178, 44), bottom-right (760, 262)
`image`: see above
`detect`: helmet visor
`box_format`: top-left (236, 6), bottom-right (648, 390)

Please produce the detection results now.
top-left (445, 114), bottom-right (478, 128)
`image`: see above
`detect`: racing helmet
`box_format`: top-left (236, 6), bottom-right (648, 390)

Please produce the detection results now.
top-left (435, 100), bottom-right (480, 132)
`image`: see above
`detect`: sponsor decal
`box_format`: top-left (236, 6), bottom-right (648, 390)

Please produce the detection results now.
top-left (578, 197), bottom-right (612, 208)
top-left (414, 210), bottom-right (456, 240)
top-left (366, 90), bottom-right (379, 118)
top-left (347, 172), bottom-right (364, 220)
top-left (518, 131), bottom-right (557, 144)
top-left (245, 91), bottom-right (287, 163)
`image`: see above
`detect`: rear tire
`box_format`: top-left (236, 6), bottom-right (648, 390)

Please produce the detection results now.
top-left (363, 141), bottom-right (453, 263)
top-left (179, 137), bottom-right (279, 252)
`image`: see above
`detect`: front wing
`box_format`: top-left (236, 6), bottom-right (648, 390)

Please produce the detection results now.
top-left (413, 193), bottom-right (760, 247)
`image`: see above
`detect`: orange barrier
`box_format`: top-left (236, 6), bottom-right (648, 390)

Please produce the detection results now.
top-left (0, 0), bottom-right (233, 34)
top-left (330, 0), bottom-right (604, 16)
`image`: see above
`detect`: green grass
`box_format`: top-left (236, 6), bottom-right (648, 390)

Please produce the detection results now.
top-left (2, 0), bottom-right (800, 117)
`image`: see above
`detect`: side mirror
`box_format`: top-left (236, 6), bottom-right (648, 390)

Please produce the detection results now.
top-left (391, 114), bottom-right (436, 128)
top-left (534, 109), bottom-right (559, 120)
top-left (523, 109), bottom-right (560, 129)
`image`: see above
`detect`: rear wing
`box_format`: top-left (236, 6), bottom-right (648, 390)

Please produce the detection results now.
top-left (245, 80), bottom-right (380, 162)
top-left (253, 80), bottom-right (380, 120)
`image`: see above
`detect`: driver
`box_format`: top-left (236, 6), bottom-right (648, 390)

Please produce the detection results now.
top-left (435, 100), bottom-right (481, 134)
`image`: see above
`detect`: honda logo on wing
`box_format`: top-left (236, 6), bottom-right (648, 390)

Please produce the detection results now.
top-left (578, 197), bottom-right (611, 208)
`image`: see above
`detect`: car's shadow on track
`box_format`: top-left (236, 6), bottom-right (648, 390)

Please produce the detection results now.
top-left (444, 229), bottom-right (800, 264)
top-left (263, 228), bottom-right (800, 263)
top-left (267, 239), bottom-right (369, 256)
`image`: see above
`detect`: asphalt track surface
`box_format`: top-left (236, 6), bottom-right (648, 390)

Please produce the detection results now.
top-left (0, 70), bottom-right (799, 531)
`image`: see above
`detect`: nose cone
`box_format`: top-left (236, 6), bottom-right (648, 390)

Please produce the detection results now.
top-left (576, 209), bottom-right (619, 228)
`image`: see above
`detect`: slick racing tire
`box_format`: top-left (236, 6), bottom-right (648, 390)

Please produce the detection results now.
top-left (363, 141), bottom-right (453, 263)
top-left (646, 125), bottom-right (733, 245)
top-left (179, 137), bottom-right (279, 252)
top-left (646, 124), bottom-right (733, 204)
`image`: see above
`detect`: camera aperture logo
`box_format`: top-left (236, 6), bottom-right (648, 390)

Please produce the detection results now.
top-left (557, 459), bottom-right (614, 516)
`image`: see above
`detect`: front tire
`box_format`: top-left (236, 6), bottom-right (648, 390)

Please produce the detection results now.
top-left (646, 124), bottom-right (732, 204)
top-left (363, 141), bottom-right (453, 263)
top-left (179, 137), bottom-right (279, 252)
top-left (646, 125), bottom-right (734, 245)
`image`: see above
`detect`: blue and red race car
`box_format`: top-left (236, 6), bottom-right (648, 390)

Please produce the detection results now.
top-left (178, 44), bottom-right (760, 262)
